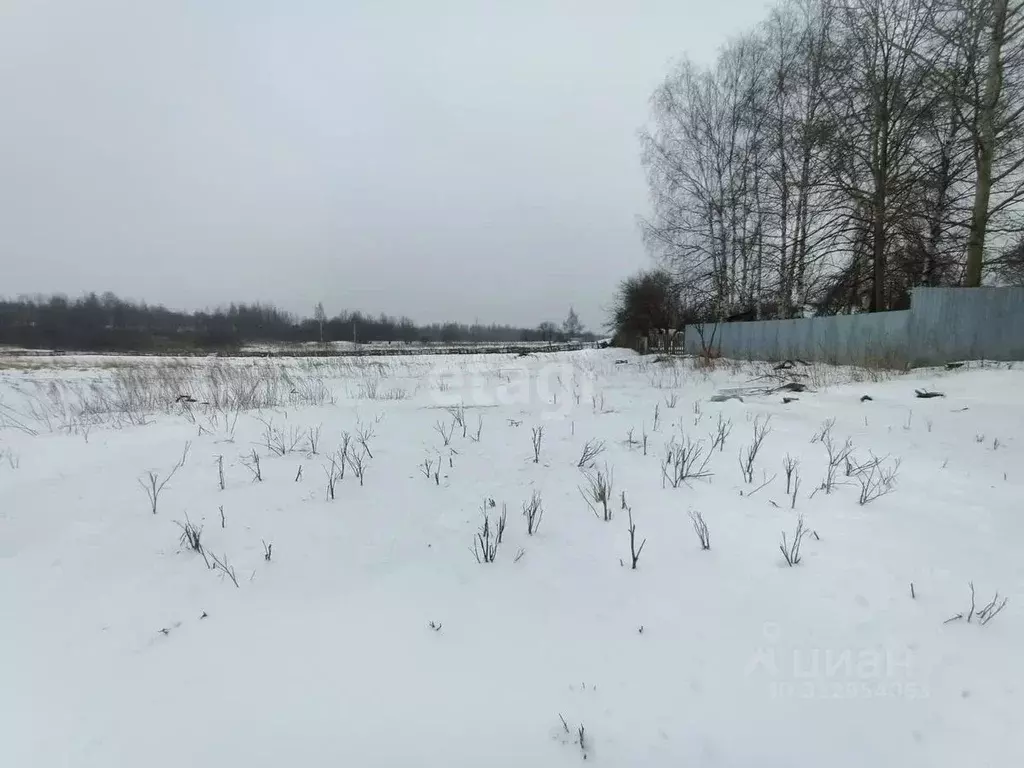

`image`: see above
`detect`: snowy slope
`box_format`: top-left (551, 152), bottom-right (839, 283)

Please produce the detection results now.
top-left (1, 351), bottom-right (1022, 767)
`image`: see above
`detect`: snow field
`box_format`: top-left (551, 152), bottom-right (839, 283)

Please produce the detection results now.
top-left (1, 350), bottom-right (1022, 767)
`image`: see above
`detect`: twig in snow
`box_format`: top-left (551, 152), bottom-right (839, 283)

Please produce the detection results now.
top-left (946, 582), bottom-right (1009, 626)
top-left (209, 550), bottom-right (239, 587)
top-left (855, 455), bottom-right (901, 504)
top-left (347, 445), bottom-right (370, 486)
top-left (175, 514), bottom-right (209, 566)
top-left (662, 436), bottom-right (712, 488)
top-left (434, 419), bottom-right (455, 447)
top-left (242, 449), bottom-right (263, 482)
top-left (446, 404), bottom-right (467, 437)
top-left (627, 507), bottom-right (646, 570)
top-left (820, 430), bottom-right (854, 494)
top-left (324, 454), bottom-right (342, 500)
top-left (689, 509), bottom-right (710, 550)
top-left (577, 439), bottom-right (606, 468)
top-left (743, 472), bottom-right (777, 497)
top-left (738, 416), bottom-right (771, 483)
top-left (710, 413), bottom-right (733, 452)
top-left (579, 463), bottom-right (614, 521)
top-left (471, 513), bottom-right (500, 563)
top-left (355, 419), bottom-right (375, 458)
top-left (523, 490), bottom-right (544, 535)
top-left (138, 441), bottom-right (191, 514)
top-left (531, 426), bottom-right (544, 463)
top-left (307, 424), bottom-right (322, 455)
top-left (783, 454), bottom-right (798, 494)
top-left (779, 516), bottom-right (808, 566)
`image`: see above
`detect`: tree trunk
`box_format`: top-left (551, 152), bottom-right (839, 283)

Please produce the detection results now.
top-left (965, 0), bottom-right (1009, 287)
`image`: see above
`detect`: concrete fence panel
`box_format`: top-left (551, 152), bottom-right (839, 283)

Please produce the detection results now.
top-left (680, 286), bottom-right (1024, 367)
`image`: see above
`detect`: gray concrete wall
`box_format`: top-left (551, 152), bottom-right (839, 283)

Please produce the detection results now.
top-left (682, 287), bottom-right (1024, 367)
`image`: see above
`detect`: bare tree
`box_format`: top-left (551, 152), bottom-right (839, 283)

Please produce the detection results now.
top-left (314, 302), bottom-right (327, 343)
top-left (942, 0), bottom-right (1024, 285)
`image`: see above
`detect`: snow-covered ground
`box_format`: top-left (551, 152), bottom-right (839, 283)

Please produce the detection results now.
top-left (2, 350), bottom-right (1022, 767)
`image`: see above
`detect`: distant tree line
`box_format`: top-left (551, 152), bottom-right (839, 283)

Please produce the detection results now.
top-left (641, 0), bottom-right (1024, 319)
top-left (0, 292), bottom-right (595, 352)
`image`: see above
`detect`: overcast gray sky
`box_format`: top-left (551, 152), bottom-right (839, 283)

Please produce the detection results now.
top-left (0, 0), bottom-right (766, 330)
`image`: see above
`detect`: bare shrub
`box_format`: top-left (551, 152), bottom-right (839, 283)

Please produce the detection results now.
top-left (738, 416), bottom-right (772, 483)
top-left (337, 432), bottom-right (351, 479)
top-left (811, 418), bottom-right (836, 445)
top-left (662, 436), bottom-right (712, 488)
top-left (434, 419), bottom-right (455, 447)
top-left (470, 415), bottom-right (483, 442)
top-left (205, 405), bottom-right (240, 442)
top-left (242, 449), bottom-right (263, 482)
top-left (472, 513), bottom-right (500, 563)
top-left (783, 454), bottom-right (798, 493)
top-left (347, 445), bottom-right (370, 486)
top-left (780, 516), bottom-right (808, 566)
top-left (446, 404), bottom-right (468, 438)
top-left (355, 419), bottom-right (376, 459)
top-left (945, 582), bottom-right (1010, 626)
top-left (0, 400), bottom-right (38, 435)
top-left (357, 374), bottom-right (381, 400)
top-left (138, 441), bottom-right (191, 514)
top-left (577, 439), bottom-right (606, 468)
top-left (175, 514), bottom-right (208, 564)
top-left (496, 503), bottom-right (507, 544)
top-left (627, 507), bottom-right (647, 569)
top-left (324, 454), bottom-right (342, 500)
top-left (289, 376), bottom-right (334, 407)
top-left (258, 417), bottom-right (304, 456)
top-left (710, 413), bottom-right (733, 452)
top-left (307, 424), bottom-right (322, 455)
top-left (689, 509), bottom-right (710, 550)
top-left (665, 393), bottom-right (679, 409)
top-left (262, 540), bottom-right (273, 562)
top-left (579, 463), bottom-right (614, 521)
top-left (209, 550), bottom-right (239, 588)
top-left (215, 454), bottom-right (225, 491)
top-left (531, 426), bottom-right (544, 463)
top-left (820, 431), bottom-right (855, 494)
top-left (855, 455), bottom-right (901, 504)
top-left (523, 490), bottom-right (544, 535)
